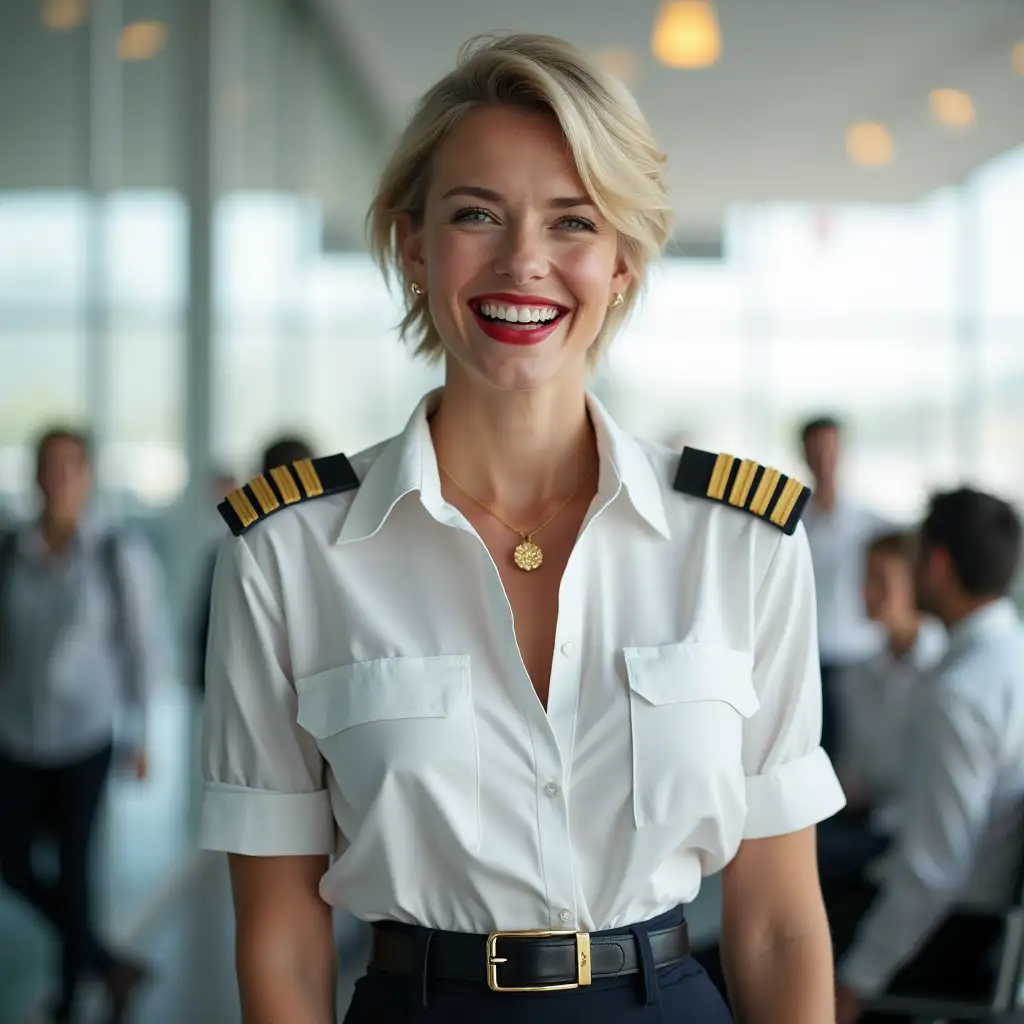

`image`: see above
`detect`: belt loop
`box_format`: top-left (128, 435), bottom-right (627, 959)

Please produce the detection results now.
top-left (419, 928), bottom-right (436, 1010)
top-left (629, 923), bottom-right (661, 1008)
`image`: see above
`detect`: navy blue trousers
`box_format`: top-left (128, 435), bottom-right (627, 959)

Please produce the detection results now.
top-left (342, 907), bottom-right (734, 1024)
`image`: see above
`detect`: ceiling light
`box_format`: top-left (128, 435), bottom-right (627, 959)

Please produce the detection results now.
top-left (929, 88), bottom-right (975, 129)
top-left (846, 123), bottom-right (894, 168)
top-left (652, 0), bottom-right (722, 70)
top-left (593, 47), bottom-right (639, 86)
top-left (1013, 43), bottom-right (1024, 76)
top-left (41, 0), bottom-right (87, 31)
top-left (117, 20), bottom-right (167, 61)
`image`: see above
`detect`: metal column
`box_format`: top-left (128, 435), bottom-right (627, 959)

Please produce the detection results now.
top-left (85, 0), bottom-right (123, 499)
top-left (170, 0), bottom-right (216, 627)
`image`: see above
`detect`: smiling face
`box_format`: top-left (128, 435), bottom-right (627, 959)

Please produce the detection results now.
top-left (401, 105), bottom-right (631, 394)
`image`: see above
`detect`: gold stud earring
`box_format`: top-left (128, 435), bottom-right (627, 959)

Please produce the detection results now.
top-left (610, 292), bottom-right (624, 308)
top-left (410, 282), bottom-right (425, 296)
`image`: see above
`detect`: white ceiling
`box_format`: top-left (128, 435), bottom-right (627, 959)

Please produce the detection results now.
top-left (323, 0), bottom-right (1024, 235)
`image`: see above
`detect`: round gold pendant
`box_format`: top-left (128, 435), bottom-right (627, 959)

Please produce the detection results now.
top-left (513, 538), bottom-right (544, 572)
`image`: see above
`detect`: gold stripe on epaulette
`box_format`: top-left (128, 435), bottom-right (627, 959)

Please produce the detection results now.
top-left (294, 458), bottom-right (323, 498)
top-left (270, 465), bottom-right (302, 504)
top-left (707, 453), bottom-right (735, 501)
top-left (728, 459), bottom-right (759, 508)
top-left (226, 488), bottom-right (259, 529)
top-left (250, 474), bottom-right (280, 515)
top-left (749, 467), bottom-right (781, 516)
top-left (770, 478), bottom-right (805, 528)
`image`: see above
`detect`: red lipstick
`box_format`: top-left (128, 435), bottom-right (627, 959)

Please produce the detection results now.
top-left (468, 294), bottom-right (569, 347)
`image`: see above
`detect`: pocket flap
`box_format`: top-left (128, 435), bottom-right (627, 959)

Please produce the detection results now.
top-left (296, 655), bottom-right (470, 739)
top-left (624, 642), bottom-right (758, 717)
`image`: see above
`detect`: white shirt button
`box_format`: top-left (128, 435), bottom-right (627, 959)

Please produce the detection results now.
top-left (559, 908), bottom-right (574, 924)
top-left (544, 781), bottom-right (561, 798)
top-left (560, 640), bottom-right (575, 657)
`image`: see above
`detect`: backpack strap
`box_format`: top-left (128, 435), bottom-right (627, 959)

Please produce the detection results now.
top-left (0, 529), bottom-right (18, 615)
top-left (218, 453), bottom-right (360, 537)
top-left (98, 532), bottom-right (143, 700)
top-left (673, 447), bottom-right (812, 536)
top-left (0, 530), bottom-right (17, 584)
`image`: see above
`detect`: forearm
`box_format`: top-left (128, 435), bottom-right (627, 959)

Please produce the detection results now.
top-left (236, 924), bottom-right (336, 1023)
top-left (723, 921), bottom-right (835, 1024)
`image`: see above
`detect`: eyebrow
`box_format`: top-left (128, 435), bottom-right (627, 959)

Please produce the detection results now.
top-left (440, 185), bottom-right (594, 209)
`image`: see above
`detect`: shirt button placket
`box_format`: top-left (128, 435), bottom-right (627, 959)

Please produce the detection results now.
top-left (537, 571), bottom-right (584, 930)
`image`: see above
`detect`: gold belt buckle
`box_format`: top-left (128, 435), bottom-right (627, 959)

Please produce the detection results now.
top-left (486, 929), bottom-right (592, 992)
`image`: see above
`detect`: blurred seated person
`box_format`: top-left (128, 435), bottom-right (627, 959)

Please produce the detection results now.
top-left (819, 532), bottom-right (946, 891)
top-left (834, 489), bottom-right (1024, 1024)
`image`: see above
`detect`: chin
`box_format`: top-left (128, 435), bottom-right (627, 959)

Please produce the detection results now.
top-left (461, 340), bottom-right (586, 394)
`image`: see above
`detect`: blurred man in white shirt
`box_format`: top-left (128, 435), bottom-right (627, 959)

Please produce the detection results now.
top-left (800, 416), bottom-right (889, 759)
top-left (834, 488), bottom-right (1024, 1024)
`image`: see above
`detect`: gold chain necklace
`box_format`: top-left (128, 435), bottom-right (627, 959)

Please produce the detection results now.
top-left (437, 461), bottom-right (594, 571)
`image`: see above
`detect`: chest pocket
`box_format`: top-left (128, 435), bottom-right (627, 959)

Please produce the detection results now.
top-left (624, 642), bottom-right (758, 829)
top-left (296, 655), bottom-right (479, 849)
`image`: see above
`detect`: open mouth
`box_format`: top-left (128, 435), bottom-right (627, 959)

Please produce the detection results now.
top-left (469, 299), bottom-right (569, 330)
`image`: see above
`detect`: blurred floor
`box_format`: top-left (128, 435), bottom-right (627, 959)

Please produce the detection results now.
top-left (0, 683), bottom-right (196, 1024)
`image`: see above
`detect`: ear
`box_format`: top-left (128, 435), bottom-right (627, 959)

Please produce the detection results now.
top-left (396, 213), bottom-right (427, 289)
top-left (610, 250), bottom-right (632, 302)
top-left (930, 546), bottom-right (956, 586)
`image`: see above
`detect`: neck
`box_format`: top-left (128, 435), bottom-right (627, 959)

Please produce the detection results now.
top-left (40, 513), bottom-right (78, 555)
top-left (942, 594), bottom-right (1000, 632)
top-left (812, 482), bottom-right (837, 511)
top-left (886, 616), bottom-right (920, 659)
top-left (430, 373), bottom-right (598, 520)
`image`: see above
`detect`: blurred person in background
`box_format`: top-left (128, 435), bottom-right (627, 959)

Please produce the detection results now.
top-left (193, 440), bottom-right (314, 695)
top-left (800, 416), bottom-right (889, 760)
top-left (0, 427), bottom-right (164, 1024)
top-left (192, 468), bottom-right (239, 695)
top-left (201, 34), bottom-right (843, 1024)
top-left (818, 531), bottom-right (945, 892)
top-left (260, 434), bottom-right (315, 476)
top-left (834, 489), bottom-right (1024, 1024)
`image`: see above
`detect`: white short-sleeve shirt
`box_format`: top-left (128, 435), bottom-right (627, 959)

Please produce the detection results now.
top-left (200, 391), bottom-right (845, 933)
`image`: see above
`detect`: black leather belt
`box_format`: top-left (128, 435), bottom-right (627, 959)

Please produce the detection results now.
top-left (370, 919), bottom-right (690, 993)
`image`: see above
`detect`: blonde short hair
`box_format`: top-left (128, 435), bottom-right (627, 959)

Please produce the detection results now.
top-left (367, 33), bottom-right (674, 363)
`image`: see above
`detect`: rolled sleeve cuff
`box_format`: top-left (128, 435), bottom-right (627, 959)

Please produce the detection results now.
top-left (743, 746), bottom-right (846, 839)
top-left (199, 781), bottom-right (334, 856)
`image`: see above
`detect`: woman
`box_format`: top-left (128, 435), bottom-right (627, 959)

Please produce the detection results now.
top-left (200, 34), bottom-right (845, 1023)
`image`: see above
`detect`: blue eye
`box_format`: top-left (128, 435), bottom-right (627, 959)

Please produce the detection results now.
top-left (558, 216), bottom-right (597, 233)
top-left (453, 207), bottom-right (497, 224)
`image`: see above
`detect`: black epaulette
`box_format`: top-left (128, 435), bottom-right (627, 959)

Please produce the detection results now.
top-left (673, 448), bottom-right (811, 535)
top-left (218, 453), bottom-right (360, 537)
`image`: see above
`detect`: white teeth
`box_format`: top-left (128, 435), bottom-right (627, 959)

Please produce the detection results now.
top-left (477, 302), bottom-right (561, 323)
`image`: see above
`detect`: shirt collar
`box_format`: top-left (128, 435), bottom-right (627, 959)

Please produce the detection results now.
top-left (947, 598), bottom-right (1020, 653)
top-left (336, 389), bottom-right (671, 546)
top-left (21, 517), bottom-right (101, 562)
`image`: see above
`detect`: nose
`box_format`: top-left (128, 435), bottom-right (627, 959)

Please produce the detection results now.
top-left (492, 218), bottom-right (549, 284)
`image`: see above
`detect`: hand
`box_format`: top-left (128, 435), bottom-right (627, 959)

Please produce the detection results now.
top-left (835, 985), bottom-right (862, 1024)
top-left (129, 747), bottom-right (149, 782)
